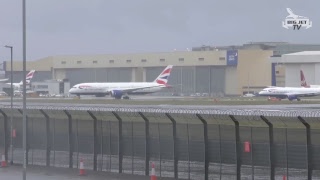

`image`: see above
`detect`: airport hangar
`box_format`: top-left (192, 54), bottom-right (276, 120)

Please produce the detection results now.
top-left (270, 51), bottom-right (320, 87)
top-left (4, 49), bottom-right (273, 96)
top-left (4, 42), bottom-right (320, 96)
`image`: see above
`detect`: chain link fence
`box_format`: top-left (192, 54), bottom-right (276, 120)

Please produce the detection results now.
top-left (0, 105), bottom-right (319, 180)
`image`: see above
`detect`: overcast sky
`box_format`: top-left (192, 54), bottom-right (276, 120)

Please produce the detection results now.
top-left (0, 0), bottom-right (319, 61)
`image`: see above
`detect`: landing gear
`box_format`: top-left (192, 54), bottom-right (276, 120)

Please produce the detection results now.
top-left (123, 96), bottom-right (130, 99)
top-left (268, 97), bottom-right (281, 101)
top-left (113, 96), bottom-right (129, 99)
top-left (297, 98), bottom-right (301, 101)
top-left (110, 93), bottom-right (130, 100)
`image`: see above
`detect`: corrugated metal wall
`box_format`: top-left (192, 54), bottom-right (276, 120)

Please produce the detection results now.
top-left (6, 66), bottom-right (227, 95)
top-left (65, 68), bottom-right (132, 86)
top-left (6, 71), bottom-right (52, 84)
top-left (285, 64), bottom-right (315, 87)
top-left (145, 66), bottom-right (225, 95)
top-left (225, 67), bottom-right (238, 95)
top-left (315, 64), bottom-right (320, 85)
top-left (195, 66), bottom-right (225, 95)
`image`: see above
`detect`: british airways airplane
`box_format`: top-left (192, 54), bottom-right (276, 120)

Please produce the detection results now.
top-left (69, 65), bottom-right (173, 99)
top-left (258, 86), bottom-right (320, 101)
top-left (6, 70), bottom-right (36, 89)
top-left (300, 70), bottom-right (320, 88)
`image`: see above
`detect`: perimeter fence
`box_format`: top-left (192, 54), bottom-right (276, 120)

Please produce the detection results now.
top-left (0, 104), bottom-right (319, 180)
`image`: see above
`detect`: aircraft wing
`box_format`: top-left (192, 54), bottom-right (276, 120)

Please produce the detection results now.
top-left (286, 92), bottom-right (320, 97)
top-left (108, 85), bottom-right (162, 93)
top-left (0, 78), bottom-right (9, 82)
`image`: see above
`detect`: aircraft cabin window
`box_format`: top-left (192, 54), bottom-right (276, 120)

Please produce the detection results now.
top-left (160, 58), bottom-right (165, 62)
top-left (126, 59), bottom-right (131, 63)
top-left (109, 60), bottom-right (114, 63)
top-left (198, 58), bottom-right (204, 61)
top-left (77, 61), bottom-right (81, 64)
top-left (141, 59), bottom-right (147, 62)
top-left (61, 61), bottom-right (66, 64)
top-left (93, 60), bottom-right (98, 64)
top-left (179, 58), bottom-right (184, 62)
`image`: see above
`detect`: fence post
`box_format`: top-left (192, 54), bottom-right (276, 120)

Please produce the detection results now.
top-left (260, 116), bottom-right (275, 180)
top-left (63, 110), bottom-right (73, 169)
top-left (165, 113), bottom-right (178, 179)
top-left (196, 114), bottom-right (209, 180)
top-left (229, 115), bottom-right (241, 180)
top-left (18, 109), bottom-right (29, 165)
top-left (298, 116), bottom-right (312, 180)
top-left (87, 110), bottom-right (98, 171)
top-left (112, 111), bottom-right (123, 173)
top-left (0, 109), bottom-right (8, 163)
top-left (138, 112), bottom-right (150, 176)
top-left (40, 110), bottom-right (50, 167)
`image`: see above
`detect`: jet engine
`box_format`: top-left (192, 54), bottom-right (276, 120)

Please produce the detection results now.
top-left (110, 90), bottom-right (123, 99)
top-left (287, 94), bottom-right (298, 101)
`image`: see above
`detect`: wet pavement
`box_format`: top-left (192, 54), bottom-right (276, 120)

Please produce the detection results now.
top-left (0, 165), bottom-right (177, 180)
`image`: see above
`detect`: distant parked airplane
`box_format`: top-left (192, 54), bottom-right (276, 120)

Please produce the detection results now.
top-left (6, 70), bottom-right (36, 89)
top-left (300, 70), bottom-right (320, 88)
top-left (0, 78), bottom-right (9, 83)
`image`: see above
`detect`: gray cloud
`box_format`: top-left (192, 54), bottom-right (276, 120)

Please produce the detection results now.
top-left (0, 0), bottom-right (319, 61)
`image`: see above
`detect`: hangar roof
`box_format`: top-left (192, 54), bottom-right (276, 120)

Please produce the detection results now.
top-left (270, 51), bottom-right (320, 64)
top-left (284, 51), bottom-right (320, 56)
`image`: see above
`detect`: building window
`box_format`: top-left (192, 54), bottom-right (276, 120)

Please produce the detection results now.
top-left (179, 58), bottom-right (184, 62)
top-left (276, 71), bottom-right (279, 74)
top-left (219, 57), bottom-right (225, 60)
top-left (160, 59), bottom-right (165, 62)
top-left (109, 60), bottom-right (114, 63)
top-left (141, 59), bottom-right (147, 62)
top-left (77, 61), bottom-right (81, 64)
top-left (93, 60), bottom-right (97, 64)
top-left (126, 59), bottom-right (131, 63)
top-left (198, 58), bottom-right (204, 61)
top-left (61, 61), bottom-right (66, 64)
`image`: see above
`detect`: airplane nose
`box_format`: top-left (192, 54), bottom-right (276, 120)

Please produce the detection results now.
top-left (69, 88), bottom-right (74, 94)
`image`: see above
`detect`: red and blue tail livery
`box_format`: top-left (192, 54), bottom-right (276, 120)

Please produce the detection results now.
top-left (154, 65), bottom-right (173, 85)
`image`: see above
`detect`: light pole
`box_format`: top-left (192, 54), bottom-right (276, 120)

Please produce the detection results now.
top-left (22, 0), bottom-right (27, 179)
top-left (4, 45), bottom-right (13, 165)
top-left (180, 67), bottom-right (182, 95)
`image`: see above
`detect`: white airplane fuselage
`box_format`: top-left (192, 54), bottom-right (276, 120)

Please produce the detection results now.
top-left (69, 65), bottom-right (173, 99)
top-left (69, 82), bottom-right (165, 96)
top-left (258, 86), bottom-right (320, 100)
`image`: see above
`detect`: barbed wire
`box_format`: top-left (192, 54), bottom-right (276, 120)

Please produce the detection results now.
top-left (0, 103), bottom-right (319, 118)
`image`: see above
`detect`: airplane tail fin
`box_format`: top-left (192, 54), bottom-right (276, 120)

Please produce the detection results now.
top-left (153, 65), bottom-right (173, 85)
top-left (26, 70), bottom-right (36, 81)
top-left (19, 70), bottom-right (36, 85)
top-left (300, 70), bottom-right (310, 87)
